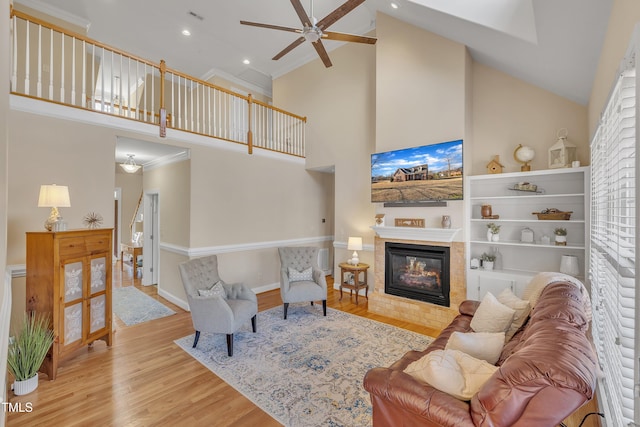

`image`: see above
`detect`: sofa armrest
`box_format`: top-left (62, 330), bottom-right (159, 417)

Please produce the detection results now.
top-left (459, 300), bottom-right (481, 316)
top-left (363, 367), bottom-right (475, 427)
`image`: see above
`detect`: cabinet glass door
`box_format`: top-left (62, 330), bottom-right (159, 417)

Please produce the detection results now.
top-left (89, 294), bottom-right (106, 333)
top-left (90, 257), bottom-right (107, 294)
top-left (64, 261), bottom-right (83, 302)
top-left (64, 303), bottom-right (83, 344)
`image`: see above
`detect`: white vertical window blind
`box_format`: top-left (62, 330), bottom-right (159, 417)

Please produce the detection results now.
top-left (590, 67), bottom-right (637, 426)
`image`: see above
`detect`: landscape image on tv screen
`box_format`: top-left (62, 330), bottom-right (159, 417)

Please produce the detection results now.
top-left (371, 139), bottom-right (463, 203)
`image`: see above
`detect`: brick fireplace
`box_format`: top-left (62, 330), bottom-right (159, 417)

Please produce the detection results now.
top-left (369, 228), bottom-right (466, 331)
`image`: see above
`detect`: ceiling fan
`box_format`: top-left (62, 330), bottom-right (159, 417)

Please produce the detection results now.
top-left (240, 0), bottom-right (377, 68)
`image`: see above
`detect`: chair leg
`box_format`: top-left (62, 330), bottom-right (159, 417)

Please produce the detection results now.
top-left (192, 331), bottom-right (200, 348)
top-left (226, 334), bottom-right (233, 357)
top-left (251, 315), bottom-right (257, 332)
top-left (284, 303), bottom-right (289, 319)
top-left (322, 300), bottom-right (327, 316)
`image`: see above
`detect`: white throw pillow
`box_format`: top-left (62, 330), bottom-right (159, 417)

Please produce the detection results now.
top-left (445, 331), bottom-right (505, 364)
top-left (496, 288), bottom-right (531, 341)
top-left (288, 266), bottom-right (313, 282)
top-left (470, 292), bottom-right (515, 333)
top-left (198, 281), bottom-right (226, 299)
top-left (404, 349), bottom-right (498, 400)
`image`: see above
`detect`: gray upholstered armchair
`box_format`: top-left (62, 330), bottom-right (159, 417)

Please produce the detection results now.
top-left (278, 247), bottom-right (327, 319)
top-left (178, 254), bottom-right (257, 356)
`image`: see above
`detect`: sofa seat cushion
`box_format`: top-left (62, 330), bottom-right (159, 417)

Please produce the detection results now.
top-left (404, 349), bottom-right (499, 401)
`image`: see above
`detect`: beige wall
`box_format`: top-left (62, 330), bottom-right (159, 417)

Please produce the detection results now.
top-left (274, 11), bottom-right (593, 279)
top-left (588, 0), bottom-right (640, 136)
top-left (472, 63), bottom-right (588, 175)
top-left (375, 13), bottom-right (469, 242)
top-left (144, 160), bottom-right (190, 247)
top-left (273, 25), bottom-right (376, 271)
top-left (7, 112), bottom-right (116, 264)
top-left (115, 169), bottom-right (143, 246)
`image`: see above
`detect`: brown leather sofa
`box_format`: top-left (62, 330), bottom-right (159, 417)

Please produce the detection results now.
top-left (363, 281), bottom-right (598, 426)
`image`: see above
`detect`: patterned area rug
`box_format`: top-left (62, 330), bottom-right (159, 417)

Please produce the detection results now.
top-left (112, 286), bottom-right (176, 326)
top-left (175, 304), bottom-right (433, 427)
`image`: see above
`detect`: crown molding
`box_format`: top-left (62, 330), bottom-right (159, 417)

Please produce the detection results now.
top-left (15, 0), bottom-right (91, 32)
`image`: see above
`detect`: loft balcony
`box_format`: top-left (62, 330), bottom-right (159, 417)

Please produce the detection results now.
top-left (9, 9), bottom-right (306, 158)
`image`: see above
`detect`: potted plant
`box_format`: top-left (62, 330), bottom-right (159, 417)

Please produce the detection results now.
top-left (8, 312), bottom-right (55, 395)
top-left (554, 227), bottom-right (567, 246)
top-left (481, 252), bottom-right (496, 270)
top-left (486, 223), bottom-right (501, 242)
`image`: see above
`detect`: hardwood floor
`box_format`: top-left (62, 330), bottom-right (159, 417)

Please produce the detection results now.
top-left (7, 264), bottom-right (600, 426)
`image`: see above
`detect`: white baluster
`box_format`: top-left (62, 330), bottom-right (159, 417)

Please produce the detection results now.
top-left (82, 41), bottom-right (86, 108)
top-left (71, 37), bottom-right (76, 105)
top-left (49, 28), bottom-right (53, 100)
top-left (24, 20), bottom-right (29, 95)
top-left (143, 63), bottom-right (147, 121)
top-left (11, 15), bottom-right (17, 91)
top-left (37, 24), bottom-right (41, 98)
top-left (60, 31), bottom-right (64, 103)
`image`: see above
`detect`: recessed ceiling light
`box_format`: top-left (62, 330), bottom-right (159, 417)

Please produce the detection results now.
top-left (390, 2), bottom-right (399, 9)
top-left (243, 59), bottom-right (251, 65)
top-left (182, 29), bottom-right (191, 36)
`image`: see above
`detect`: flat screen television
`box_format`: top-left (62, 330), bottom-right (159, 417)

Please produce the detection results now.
top-left (371, 139), bottom-right (463, 203)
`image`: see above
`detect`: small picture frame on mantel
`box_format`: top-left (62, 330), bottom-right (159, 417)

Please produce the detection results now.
top-left (394, 218), bottom-right (425, 228)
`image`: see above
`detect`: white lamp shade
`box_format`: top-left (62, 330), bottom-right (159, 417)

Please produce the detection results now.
top-left (560, 255), bottom-right (580, 276)
top-left (347, 237), bottom-right (363, 251)
top-left (38, 184), bottom-right (70, 208)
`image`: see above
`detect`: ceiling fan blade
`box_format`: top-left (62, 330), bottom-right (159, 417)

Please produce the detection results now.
top-left (312, 40), bottom-right (333, 68)
top-left (316, 0), bottom-right (366, 30)
top-left (290, 0), bottom-right (312, 27)
top-left (323, 31), bottom-right (377, 44)
top-left (273, 37), bottom-right (306, 60)
top-left (240, 21), bottom-right (301, 34)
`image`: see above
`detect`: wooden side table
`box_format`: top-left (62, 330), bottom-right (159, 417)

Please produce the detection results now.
top-left (338, 262), bottom-right (369, 305)
top-left (121, 243), bottom-right (143, 277)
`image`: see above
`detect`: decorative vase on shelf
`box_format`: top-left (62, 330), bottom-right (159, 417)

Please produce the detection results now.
top-left (484, 261), bottom-right (494, 271)
top-left (481, 205), bottom-right (492, 218)
top-left (555, 235), bottom-right (567, 246)
top-left (487, 229), bottom-right (493, 242)
top-left (492, 233), bottom-right (500, 242)
top-left (441, 215), bottom-right (451, 229)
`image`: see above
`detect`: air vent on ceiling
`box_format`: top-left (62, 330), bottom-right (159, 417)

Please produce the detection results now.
top-left (188, 11), bottom-right (204, 21)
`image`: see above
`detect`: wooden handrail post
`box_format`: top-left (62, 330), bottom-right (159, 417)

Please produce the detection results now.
top-left (159, 59), bottom-right (167, 137)
top-left (247, 93), bottom-right (253, 155)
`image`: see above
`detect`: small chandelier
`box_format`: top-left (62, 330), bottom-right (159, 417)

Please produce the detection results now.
top-left (120, 154), bottom-right (141, 173)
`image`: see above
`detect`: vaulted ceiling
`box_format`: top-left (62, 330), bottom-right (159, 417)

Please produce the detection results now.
top-left (19, 0), bottom-right (612, 107)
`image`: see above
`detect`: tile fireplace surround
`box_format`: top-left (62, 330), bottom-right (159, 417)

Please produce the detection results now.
top-left (370, 232), bottom-right (466, 331)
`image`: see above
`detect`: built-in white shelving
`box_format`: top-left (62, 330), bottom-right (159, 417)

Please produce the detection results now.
top-left (465, 167), bottom-right (590, 299)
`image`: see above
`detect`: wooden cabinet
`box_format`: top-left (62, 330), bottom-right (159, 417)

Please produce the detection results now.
top-left (466, 167), bottom-right (589, 299)
top-left (26, 228), bottom-right (113, 380)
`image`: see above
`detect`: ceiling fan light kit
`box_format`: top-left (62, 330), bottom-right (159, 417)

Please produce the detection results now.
top-left (240, 0), bottom-right (376, 68)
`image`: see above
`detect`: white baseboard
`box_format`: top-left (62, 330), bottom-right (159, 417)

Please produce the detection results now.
top-left (157, 288), bottom-right (189, 311)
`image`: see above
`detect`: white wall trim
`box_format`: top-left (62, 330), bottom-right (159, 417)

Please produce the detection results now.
top-left (7, 264), bottom-right (26, 278)
top-left (15, 0), bottom-right (92, 31)
top-left (1, 270), bottom-right (13, 414)
top-left (159, 280), bottom-right (281, 314)
top-left (333, 240), bottom-right (375, 252)
top-left (142, 151), bottom-right (190, 172)
top-left (200, 67), bottom-right (272, 99)
top-left (161, 235), bottom-right (334, 258)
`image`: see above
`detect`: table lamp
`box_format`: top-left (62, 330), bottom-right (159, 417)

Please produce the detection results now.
top-left (38, 184), bottom-right (71, 231)
top-left (347, 237), bottom-right (363, 265)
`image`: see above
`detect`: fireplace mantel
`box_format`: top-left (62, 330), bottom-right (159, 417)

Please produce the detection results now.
top-left (370, 226), bottom-right (459, 242)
